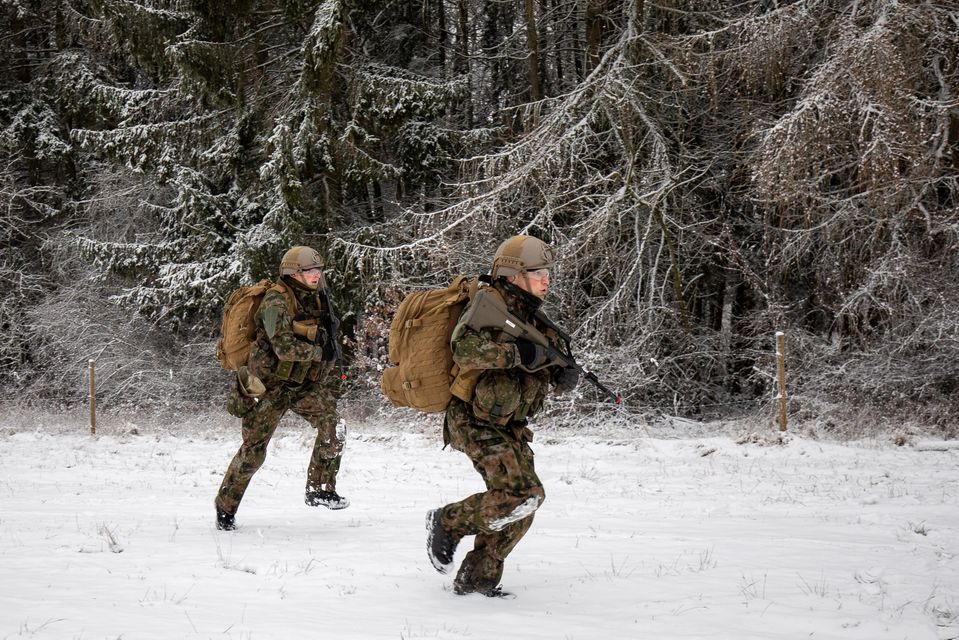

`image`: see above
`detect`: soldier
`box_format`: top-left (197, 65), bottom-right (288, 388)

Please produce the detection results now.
top-left (215, 246), bottom-right (348, 531)
top-left (426, 235), bottom-right (580, 597)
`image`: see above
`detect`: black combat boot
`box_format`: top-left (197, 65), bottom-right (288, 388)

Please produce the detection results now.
top-left (452, 550), bottom-right (511, 597)
top-left (453, 584), bottom-right (516, 599)
top-left (305, 489), bottom-right (350, 510)
top-left (215, 506), bottom-right (236, 531)
top-left (426, 509), bottom-right (458, 574)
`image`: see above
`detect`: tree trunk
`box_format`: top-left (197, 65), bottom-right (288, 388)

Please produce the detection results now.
top-left (585, 0), bottom-right (608, 73)
top-left (537, 0), bottom-right (550, 96)
top-left (720, 274), bottom-right (737, 387)
top-left (524, 0), bottom-right (543, 103)
top-left (552, 0), bottom-right (565, 86)
top-left (456, 0), bottom-right (473, 128)
top-left (436, 0), bottom-right (447, 70)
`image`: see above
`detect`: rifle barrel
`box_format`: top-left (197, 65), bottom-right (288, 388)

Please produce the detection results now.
top-left (582, 369), bottom-right (622, 404)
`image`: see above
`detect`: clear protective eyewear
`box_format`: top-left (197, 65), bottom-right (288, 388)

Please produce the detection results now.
top-left (525, 268), bottom-right (550, 280)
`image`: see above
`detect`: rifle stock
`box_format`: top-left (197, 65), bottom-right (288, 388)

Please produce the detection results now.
top-left (468, 289), bottom-right (621, 404)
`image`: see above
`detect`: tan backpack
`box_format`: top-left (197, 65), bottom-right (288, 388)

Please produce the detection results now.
top-left (215, 279), bottom-right (294, 371)
top-left (381, 275), bottom-right (479, 412)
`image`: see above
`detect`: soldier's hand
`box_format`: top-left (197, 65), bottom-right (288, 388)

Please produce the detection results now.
top-left (293, 320), bottom-right (321, 342)
top-left (514, 339), bottom-right (551, 371)
top-left (553, 366), bottom-right (580, 394)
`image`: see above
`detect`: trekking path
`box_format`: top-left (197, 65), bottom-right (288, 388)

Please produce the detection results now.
top-left (1, 416), bottom-right (956, 639)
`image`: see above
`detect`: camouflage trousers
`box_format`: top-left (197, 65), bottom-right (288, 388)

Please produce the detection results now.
top-left (215, 379), bottom-right (343, 515)
top-left (439, 398), bottom-right (546, 594)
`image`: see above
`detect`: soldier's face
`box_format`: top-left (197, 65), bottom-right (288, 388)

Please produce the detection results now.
top-left (294, 268), bottom-right (324, 289)
top-left (510, 269), bottom-right (550, 299)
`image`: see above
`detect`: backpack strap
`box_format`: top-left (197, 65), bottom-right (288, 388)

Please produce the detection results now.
top-left (467, 276), bottom-right (481, 299)
top-left (448, 277), bottom-right (493, 403)
top-left (269, 280), bottom-right (298, 317)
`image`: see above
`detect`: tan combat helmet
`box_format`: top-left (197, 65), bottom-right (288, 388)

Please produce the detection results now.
top-left (279, 245), bottom-right (326, 289)
top-left (280, 246), bottom-right (324, 275)
top-left (490, 235), bottom-right (555, 279)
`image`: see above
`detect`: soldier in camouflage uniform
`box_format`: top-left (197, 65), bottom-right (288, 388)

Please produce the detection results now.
top-left (426, 235), bottom-right (580, 597)
top-left (215, 246), bottom-right (348, 531)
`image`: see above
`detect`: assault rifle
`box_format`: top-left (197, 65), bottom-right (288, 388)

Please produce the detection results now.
top-left (290, 287), bottom-right (342, 362)
top-left (318, 287), bottom-right (343, 362)
top-left (466, 289), bottom-right (621, 404)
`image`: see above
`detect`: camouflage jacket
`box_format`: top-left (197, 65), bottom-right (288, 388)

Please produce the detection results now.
top-left (449, 280), bottom-right (562, 426)
top-left (247, 279), bottom-right (334, 388)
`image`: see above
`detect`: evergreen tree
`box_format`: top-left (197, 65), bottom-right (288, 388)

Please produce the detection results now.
top-left (64, 0), bottom-right (466, 320)
top-left (1, 0), bottom-right (77, 393)
top-left (343, 0), bottom-right (959, 422)
top-left (3, 0), bottom-right (957, 427)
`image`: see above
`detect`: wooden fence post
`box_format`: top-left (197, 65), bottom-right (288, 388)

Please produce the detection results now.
top-left (89, 360), bottom-right (97, 436)
top-left (775, 331), bottom-right (787, 432)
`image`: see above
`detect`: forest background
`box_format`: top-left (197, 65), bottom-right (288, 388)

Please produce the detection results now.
top-left (2, 0), bottom-right (957, 436)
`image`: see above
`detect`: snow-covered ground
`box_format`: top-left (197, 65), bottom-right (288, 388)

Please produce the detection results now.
top-left (1, 410), bottom-right (957, 640)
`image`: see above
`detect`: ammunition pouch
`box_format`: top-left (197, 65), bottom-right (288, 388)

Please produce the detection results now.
top-left (450, 366), bottom-right (482, 403)
top-left (469, 369), bottom-right (545, 426)
top-left (291, 362), bottom-right (309, 384)
top-left (275, 358), bottom-right (319, 385)
top-left (470, 371), bottom-right (522, 426)
top-left (275, 359), bottom-right (294, 381)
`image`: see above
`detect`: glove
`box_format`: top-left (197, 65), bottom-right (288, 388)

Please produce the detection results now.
top-left (514, 339), bottom-right (551, 371)
top-left (293, 320), bottom-right (325, 343)
top-left (553, 366), bottom-right (580, 394)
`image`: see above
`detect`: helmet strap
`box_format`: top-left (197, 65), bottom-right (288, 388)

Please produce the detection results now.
top-left (284, 273), bottom-right (315, 292)
top-left (503, 270), bottom-right (534, 296)
top-left (521, 271), bottom-right (533, 295)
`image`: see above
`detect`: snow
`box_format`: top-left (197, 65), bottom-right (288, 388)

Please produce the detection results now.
top-left (1, 414), bottom-right (957, 640)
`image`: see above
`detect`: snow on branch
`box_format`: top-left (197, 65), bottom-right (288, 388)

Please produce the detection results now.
top-left (72, 114), bottom-right (219, 176)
